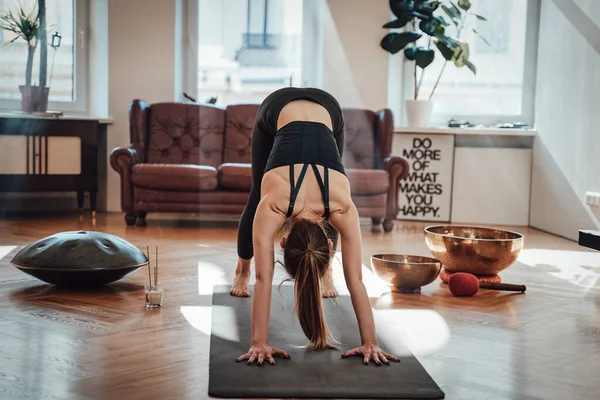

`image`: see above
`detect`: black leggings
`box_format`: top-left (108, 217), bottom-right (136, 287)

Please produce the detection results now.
top-left (236, 87), bottom-right (345, 260)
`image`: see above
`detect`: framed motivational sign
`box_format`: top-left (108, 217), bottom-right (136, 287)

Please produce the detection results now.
top-left (392, 133), bottom-right (455, 222)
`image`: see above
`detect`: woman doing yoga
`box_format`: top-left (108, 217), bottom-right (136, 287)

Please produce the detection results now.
top-left (231, 87), bottom-right (398, 366)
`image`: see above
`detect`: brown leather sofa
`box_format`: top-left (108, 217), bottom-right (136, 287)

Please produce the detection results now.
top-left (110, 100), bottom-right (409, 232)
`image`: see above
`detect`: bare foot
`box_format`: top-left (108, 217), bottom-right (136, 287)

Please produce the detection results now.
top-left (321, 274), bottom-right (338, 298)
top-left (230, 257), bottom-right (251, 297)
top-left (230, 273), bottom-right (250, 297)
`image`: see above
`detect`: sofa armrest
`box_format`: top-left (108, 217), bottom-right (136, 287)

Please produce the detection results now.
top-left (384, 155), bottom-right (410, 219)
top-left (375, 109), bottom-right (394, 162)
top-left (109, 147), bottom-right (140, 212)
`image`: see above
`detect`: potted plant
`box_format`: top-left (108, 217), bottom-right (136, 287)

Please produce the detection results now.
top-left (380, 0), bottom-right (488, 127)
top-left (0, 0), bottom-right (50, 113)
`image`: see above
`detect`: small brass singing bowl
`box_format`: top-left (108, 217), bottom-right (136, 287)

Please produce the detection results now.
top-left (424, 225), bottom-right (524, 275)
top-left (370, 254), bottom-right (442, 292)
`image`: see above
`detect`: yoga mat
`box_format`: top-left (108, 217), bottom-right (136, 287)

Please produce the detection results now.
top-left (208, 285), bottom-right (445, 399)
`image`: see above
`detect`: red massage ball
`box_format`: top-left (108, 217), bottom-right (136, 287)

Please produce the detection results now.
top-left (448, 272), bottom-right (479, 297)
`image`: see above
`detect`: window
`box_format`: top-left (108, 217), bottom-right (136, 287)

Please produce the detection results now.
top-left (395, 0), bottom-right (540, 126)
top-left (196, 0), bottom-right (312, 105)
top-left (0, 0), bottom-right (88, 113)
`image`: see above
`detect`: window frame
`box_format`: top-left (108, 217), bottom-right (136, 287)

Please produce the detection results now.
top-left (395, 0), bottom-right (541, 128)
top-left (185, 0), bottom-right (324, 104)
top-left (0, 0), bottom-right (89, 114)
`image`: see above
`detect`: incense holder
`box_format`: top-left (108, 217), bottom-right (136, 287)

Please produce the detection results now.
top-left (145, 286), bottom-right (164, 308)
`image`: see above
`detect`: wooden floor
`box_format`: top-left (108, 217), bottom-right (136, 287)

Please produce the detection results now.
top-left (1, 212), bottom-right (599, 400)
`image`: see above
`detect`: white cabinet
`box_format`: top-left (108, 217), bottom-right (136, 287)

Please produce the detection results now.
top-left (47, 137), bottom-right (81, 175)
top-left (0, 136), bottom-right (28, 174)
top-left (393, 130), bottom-right (535, 226)
top-left (0, 116), bottom-right (105, 213)
top-left (0, 135), bottom-right (81, 175)
top-left (450, 147), bottom-right (532, 226)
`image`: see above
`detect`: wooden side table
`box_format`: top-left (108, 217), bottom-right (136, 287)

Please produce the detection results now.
top-left (0, 115), bottom-right (109, 215)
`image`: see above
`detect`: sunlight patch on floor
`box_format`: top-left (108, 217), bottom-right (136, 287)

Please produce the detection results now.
top-left (374, 309), bottom-right (451, 357)
top-left (0, 245), bottom-right (17, 260)
top-left (197, 261), bottom-right (228, 295)
top-left (180, 305), bottom-right (239, 342)
top-left (329, 252), bottom-right (390, 297)
top-left (518, 248), bottom-right (600, 289)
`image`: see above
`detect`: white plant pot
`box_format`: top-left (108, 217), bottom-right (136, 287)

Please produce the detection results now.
top-left (405, 100), bottom-right (434, 128)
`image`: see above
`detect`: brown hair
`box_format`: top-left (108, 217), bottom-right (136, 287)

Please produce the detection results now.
top-left (281, 218), bottom-right (334, 351)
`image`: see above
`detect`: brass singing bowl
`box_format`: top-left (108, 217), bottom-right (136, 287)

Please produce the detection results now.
top-left (424, 225), bottom-right (524, 275)
top-left (370, 254), bottom-right (442, 291)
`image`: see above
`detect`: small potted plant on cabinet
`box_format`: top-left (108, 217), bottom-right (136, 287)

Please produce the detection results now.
top-left (380, 0), bottom-right (488, 127)
top-left (0, 0), bottom-right (50, 113)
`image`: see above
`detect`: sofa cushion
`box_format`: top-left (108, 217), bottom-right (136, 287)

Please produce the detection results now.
top-left (346, 169), bottom-right (389, 195)
top-left (134, 188), bottom-right (250, 205)
top-left (132, 164), bottom-right (218, 191)
top-left (218, 163), bottom-right (252, 190)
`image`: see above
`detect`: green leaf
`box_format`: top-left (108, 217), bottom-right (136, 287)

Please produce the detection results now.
top-left (435, 15), bottom-right (450, 26)
top-left (465, 60), bottom-right (476, 74)
top-left (380, 31), bottom-right (423, 54)
top-left (389, 0), bottom-right (415, 19)
top-left (419, 19), bottom-right (437, 35)
top-left (441, 4), bottom-right (456, 18)
top-left (434, 40), bottom-right (455, 61)
top-left (450, 1), bottom-right (463, 17)
top-left (475, 14), bottom-right (487, 21)
top-left (414, 0), bottom-right (440, 15)
top-left (441, 5), bottom-right (459, 26)
top-left (404, 47), bottom-right (418, 61)
top-left (0, 1), bottom-right (39, 44)
top-left (434, 33), bottom-right (456, 48)
top-left (0, 36), bottom-right (19, 49)
top-left (415, 48), bottom-right (435, 68)
top-left (457, 0), bottom-right (471, 11)
top-left (472, 28), bottom-right (490, 47)
top-left (453, 41), bottom-right (470, 67)
top-left (431, 15), bottom-right (447, 25)
top-left (408, 10), bottom-right (430, 19)
top-left (382, 16), bottom-right (412, 29)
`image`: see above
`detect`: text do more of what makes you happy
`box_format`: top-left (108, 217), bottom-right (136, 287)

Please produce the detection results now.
top-left (398, 137), bottom-right (445, 219)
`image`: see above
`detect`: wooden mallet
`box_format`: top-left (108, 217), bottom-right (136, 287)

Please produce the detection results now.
top-left (448, 272), bottom-right (526, 297)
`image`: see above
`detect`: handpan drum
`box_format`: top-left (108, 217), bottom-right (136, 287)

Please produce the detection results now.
top-left (11, 231), bottom-right (148, 288)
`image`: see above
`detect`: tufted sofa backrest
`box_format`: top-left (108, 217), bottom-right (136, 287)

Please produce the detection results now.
top-left (130, 100), bottom-right (394, 171)
top-left (144, 102), bottom-right (226, 167)
top-left (341, 108), bottom-right (394, 170)
top-left (222, 104), bottom-right (260, 164)
top-left (341, 109), bottom-right (377, 169)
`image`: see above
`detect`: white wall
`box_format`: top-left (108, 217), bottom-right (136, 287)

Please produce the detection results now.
top-left (530, 0), bottom-right (600, 240)
top-left (321, 0), bottom-right (390, 111)
top-left (105, 0), bottom-right (180, 212)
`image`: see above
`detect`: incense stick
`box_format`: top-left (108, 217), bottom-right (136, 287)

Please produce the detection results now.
top-left (155, 246), bottom-right (159, 288)
top-left (147, 245), bottom-right (152, 289)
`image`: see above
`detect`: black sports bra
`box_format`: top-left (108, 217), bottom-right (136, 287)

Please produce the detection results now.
top-left (286, 163), bottom-right (330, 220)
top-left (264, 120), bottom-right (344, 222)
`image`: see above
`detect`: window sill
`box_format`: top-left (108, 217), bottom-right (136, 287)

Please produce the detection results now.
top-left (394, 126), bottom-right (537, 137)
top-left (0, 112), bottom-right (113, 125)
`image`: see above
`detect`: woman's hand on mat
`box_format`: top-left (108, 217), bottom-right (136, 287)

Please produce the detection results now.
top-left (341, 343), bottom-right (400, 366)
top-left (236, 341), bottom-right (291, 366)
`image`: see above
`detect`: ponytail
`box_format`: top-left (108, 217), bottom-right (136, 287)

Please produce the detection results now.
top-left (282, 218), bottom-right (335, 351)
top-left (295, 249), bottom-right (331, 350)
